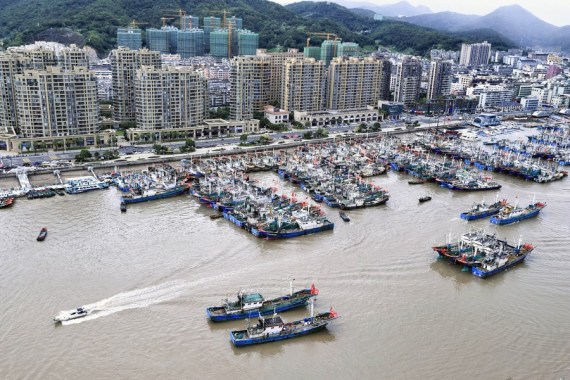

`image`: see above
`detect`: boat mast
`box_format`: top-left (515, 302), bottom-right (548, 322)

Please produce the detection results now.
top-left (289, 278), bottom-right (295, 296)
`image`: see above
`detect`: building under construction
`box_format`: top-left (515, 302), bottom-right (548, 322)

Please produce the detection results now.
top-left (177, 29), bottom-right (205, 58)
top-left (117, 27), bottom-right (142, 51)
top-left (210, 28), bottom-right (258, 58)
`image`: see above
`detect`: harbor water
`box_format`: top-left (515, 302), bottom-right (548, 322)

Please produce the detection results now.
top-left (1, 164), bottom-right (570, 379)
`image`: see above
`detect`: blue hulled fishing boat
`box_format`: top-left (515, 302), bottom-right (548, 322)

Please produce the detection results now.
top-left (206, 282), bottom-right (319, 322)
top-left (460, 198), bottom-right (508, 220)
top-left (490, 201), bottom-right (546, 225)
top-left (230, 302), bottom-right (339, 346)
top-left (121, 184), bottom-right (188, 204)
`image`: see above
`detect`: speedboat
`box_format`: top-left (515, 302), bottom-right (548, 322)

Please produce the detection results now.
top-left (54, 307), bottom-right (90, 322)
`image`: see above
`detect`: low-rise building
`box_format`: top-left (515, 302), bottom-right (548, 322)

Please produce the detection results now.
top-left (264, 106), bottom-right (289, 124)
top-left (294, 107), bottom-right (378, 128)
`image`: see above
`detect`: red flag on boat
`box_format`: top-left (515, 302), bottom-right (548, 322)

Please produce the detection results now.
top-left (310, 283), bottom-right (319, 295)
top-left (329, 306), bottom-right (338, 318)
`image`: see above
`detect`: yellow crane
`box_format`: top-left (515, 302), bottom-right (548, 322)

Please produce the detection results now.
top-left (207, 10), bottom-right (237, 59)
top-left (127, 19), bottom-right (147, 29)
top-left (160, 17), bottom-right (175, 27)
top-left (162, 9), bottom-right (189, 29)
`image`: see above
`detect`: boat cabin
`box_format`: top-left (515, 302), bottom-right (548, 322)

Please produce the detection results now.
top-left (252, 315), bottom-right (284, 336)
top-left (237, 292), bottom-right (264, 311)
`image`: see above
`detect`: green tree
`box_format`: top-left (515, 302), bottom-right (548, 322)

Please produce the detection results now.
top-left (74, 149), bottom-right (92, 162)
top-left (314, 128), bottom-right (328, 138)
top-left (152, 144), bottom-right (168, 155)
top-left (179, 139), bottom-right (196, 153)
top-left (239, 134), bottom-right (248, 145)
top-left (303, 131), bottom-right (313, 139)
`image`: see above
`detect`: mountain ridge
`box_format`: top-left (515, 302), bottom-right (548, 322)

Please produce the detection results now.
top-left (401, 4), bottom-right (569, 50)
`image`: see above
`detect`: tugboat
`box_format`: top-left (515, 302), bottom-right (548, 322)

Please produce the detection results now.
top-left (230, 300), bottom-right (339, 346)
top-left (339, 211), bottom-right (350, 222)
top-left (207, 281), bottom-right (319, 322)
top-left (0, 197), bottom-right (15, 209)
top-left (460, 198), bottom-right (508, 220)
top-left (490, 200), bottom-right (546, 225)
top-left (53, 307), bottom-right (90, 322)
top-left (419, 195), bottom-right (432, 203)
top-left (37, 227), bottom-right (48, 241)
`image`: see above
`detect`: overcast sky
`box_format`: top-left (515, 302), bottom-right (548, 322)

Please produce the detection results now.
top-left (272, 0), bottom-right (570, 27)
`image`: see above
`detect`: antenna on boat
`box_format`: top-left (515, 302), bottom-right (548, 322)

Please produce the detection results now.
top-left (309, 297), bottom-right (314, 318)
top-left (289, 279), bottom-right (295, 296)
top-left (517, 235), bottom-right (522, 249)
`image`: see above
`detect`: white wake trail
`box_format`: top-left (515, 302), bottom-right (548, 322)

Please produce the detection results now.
top-left (62, 280), bottom-right (190, 325)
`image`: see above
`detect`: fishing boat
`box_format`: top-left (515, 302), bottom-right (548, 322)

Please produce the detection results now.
top-left (37, 227), bottom-right (48, 241)
top-left (121, 184), bottom-right (188, 204)
top-left (0, 197), bottom-right (15, 208)
top-left (120, 202), bottom-right (127, 212)
top-left (419, 196), bottom-right (432, 203)
top-left (433, 230), bottom-right (535, 278)
top-left (53, 307), bottom-right (90, 322)
top-left (210, 213), bottom-right (222, 220)
top-left (55, 188), bottom-right (65, 196)
top-left (339, 211), bottom-right (350, 222)
top-left (471, 243), bottom-right (535, 278)
top-left (408, 179), bottom-right (425, 185)
top-left (207, 282), bottom-right (319, 322)
top-left (444, 176), bottom-right (502, 191)
top-left (490, 201), bottom-right (546, 225)
top-left (460, 198), bottom-right (508, 220)
top-left (230, 301), bottom-right (339, 346)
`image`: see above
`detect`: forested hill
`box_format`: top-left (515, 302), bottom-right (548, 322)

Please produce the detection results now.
top-left (0, 0), bottom-right (515, 56)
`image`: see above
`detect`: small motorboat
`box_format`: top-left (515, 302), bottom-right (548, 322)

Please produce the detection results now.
top-left (0, 197), bottom-right (15, 208)
top-left (210, 213), bottom-right (222, 220)
top-left (408, 179), bottom-right (425, 185)
top-left (339, 211), bottom-right (350, 222)
top-left (120, 202), bottom-right (127, 212)
top-left (419, 196), bottom-right (432, 203)
top-left (37, 227), bottom-right (48, 241)
top-left (54, 307), bottom-right (90, 323)
top-left (55, 189), bottom-right (65, 196)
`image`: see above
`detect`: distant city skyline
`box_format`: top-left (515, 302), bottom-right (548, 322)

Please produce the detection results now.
top-left (272, 0), bottom-right (570, 27)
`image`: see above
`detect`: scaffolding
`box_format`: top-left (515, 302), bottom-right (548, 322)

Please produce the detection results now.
top-left (238, 30), bottom-right (258, 56)
top-left (117, 28), bottom-right (142, 50)
top-left (177, 29), bottom-right (205, 58)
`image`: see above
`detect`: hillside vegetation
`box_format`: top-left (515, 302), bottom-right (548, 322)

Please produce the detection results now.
top-left (0, 0), bottom-right (515, 56)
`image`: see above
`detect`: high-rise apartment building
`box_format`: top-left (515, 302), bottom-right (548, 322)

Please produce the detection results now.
top-left (460, 41), bottom-right (492, 66)
top-left (230, 56), bottom-right (271, 120)
top-left (426, 59), bottom-right (453, 101)
top-left (394, 58), bottom-right (422, 107)
top-left (117, 27), bottom-right (142, 51)
top-left (14, 66), bottom-right (99, 138)
top-left (256, 48), bottom-right (304, 106)
top-left (281, 57), bottom-right (326, 112)
top-left (135, 66), bottom-right (208, 130)
top-left (60, 45), bottom-right (89, 71)
top-left (110, 47), bottom-right (161, 123)
top-left (327, 56), bottom-right (390, 110)
top-left (0, 52), bottom-right (27, 133)
top-left (0, 48), bottom-right (61, 133)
